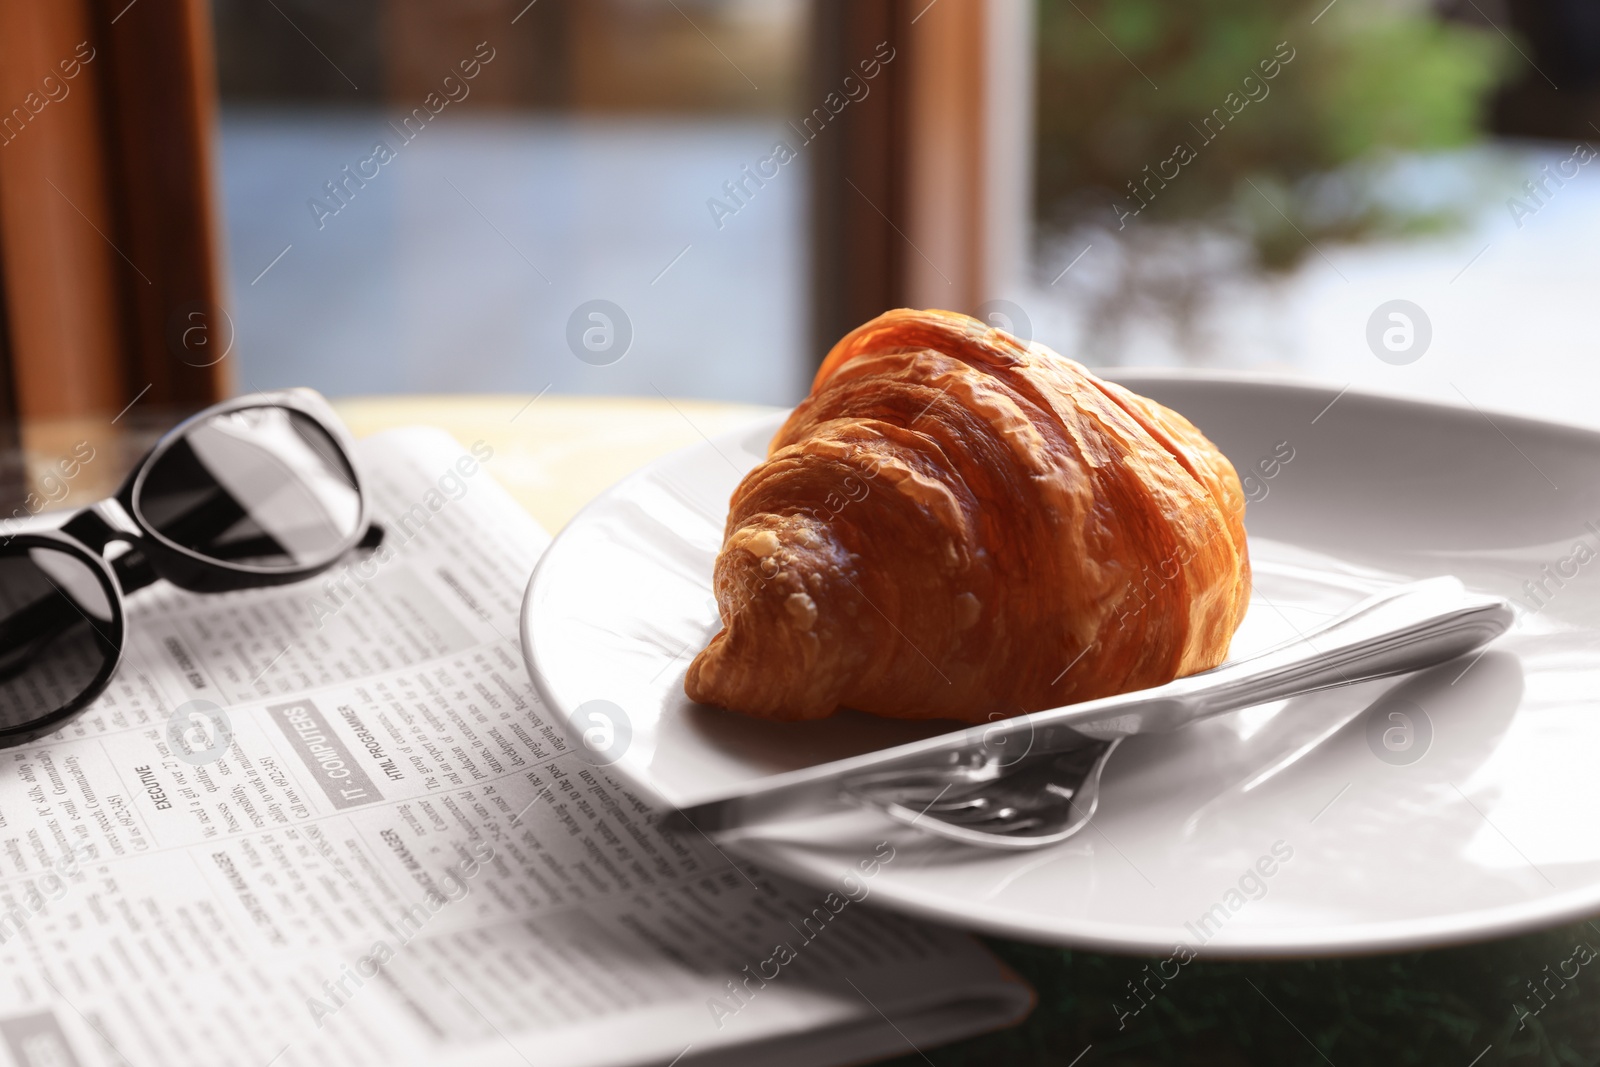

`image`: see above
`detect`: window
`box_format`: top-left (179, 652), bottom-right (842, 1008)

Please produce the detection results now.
top-left (213, 0), bottom-right (814, 404)
top-left (1025, 0), bottom-right (1597, 426)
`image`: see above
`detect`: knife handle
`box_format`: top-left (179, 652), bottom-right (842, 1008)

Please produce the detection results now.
top-left (1039, 576), bottom-right (1513, 743)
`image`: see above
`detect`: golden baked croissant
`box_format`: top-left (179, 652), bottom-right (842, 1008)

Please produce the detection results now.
top-left (685, 308), bottom-right (1250, 724)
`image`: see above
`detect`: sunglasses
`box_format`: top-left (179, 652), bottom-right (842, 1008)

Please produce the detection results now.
top-left (0, 389), bottom-right (382, 747)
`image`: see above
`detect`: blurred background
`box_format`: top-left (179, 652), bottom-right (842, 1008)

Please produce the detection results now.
top-left (197, 0), bottom-right (1600, 427)
top-left (212, 0), bottom-right (816, 404)
top-left (1024, 0), bottom-right (1599, 429)
top-left (5, 0), bottom-right (1596, 425)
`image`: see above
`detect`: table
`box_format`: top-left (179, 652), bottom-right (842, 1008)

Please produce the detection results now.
top-left (334, 394), bottom-right (783, 534)
top-left (18, 394), bottom-right (1598, 1067)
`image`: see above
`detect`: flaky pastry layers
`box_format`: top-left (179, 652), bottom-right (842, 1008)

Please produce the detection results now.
top-left (685, 308), bottom-right (1250, 723)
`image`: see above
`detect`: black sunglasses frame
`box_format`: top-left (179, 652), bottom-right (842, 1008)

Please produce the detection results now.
top-left (0, 388), bottom-right (376, 748)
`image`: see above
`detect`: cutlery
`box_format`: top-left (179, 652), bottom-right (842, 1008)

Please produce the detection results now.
top-left (667, 577), bottom-right (1513, 848)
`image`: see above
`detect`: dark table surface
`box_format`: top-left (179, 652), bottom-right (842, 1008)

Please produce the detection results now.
top-left (881, 923), bottom-right (1599, 1066)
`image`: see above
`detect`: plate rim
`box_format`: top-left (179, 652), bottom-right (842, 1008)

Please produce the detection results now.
top-left (1099, 364), bottom-right (1600, 446)
top-left (724, 831), bottom-right (1600, 958)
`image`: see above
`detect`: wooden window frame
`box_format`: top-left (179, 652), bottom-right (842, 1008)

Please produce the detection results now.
top-left (0, 0), bottom-right (230, 428)
top-left (809, 0), bottom-right (1034, 354)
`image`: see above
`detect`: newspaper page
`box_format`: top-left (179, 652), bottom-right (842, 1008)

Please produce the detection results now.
top-left (0, 427), bottom-right (1030, 1067)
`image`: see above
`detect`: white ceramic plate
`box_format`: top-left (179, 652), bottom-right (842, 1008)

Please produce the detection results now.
top-left (521, 371), bottom-right (1600, 955)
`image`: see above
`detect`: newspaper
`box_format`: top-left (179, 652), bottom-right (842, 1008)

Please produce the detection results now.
top-left (0, 427), bottom-right (1031, 1067)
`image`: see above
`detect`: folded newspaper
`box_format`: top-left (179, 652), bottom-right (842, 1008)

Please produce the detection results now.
top-left (0, 427), bottom-right (1032, 1067)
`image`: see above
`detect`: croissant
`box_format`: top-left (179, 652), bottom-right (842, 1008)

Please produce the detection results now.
top-left (685, 309), bottom-right (1250, 724)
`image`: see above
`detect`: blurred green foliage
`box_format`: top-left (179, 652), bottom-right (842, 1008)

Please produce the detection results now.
top-left (1034, 0), bottom-right (1514, 268)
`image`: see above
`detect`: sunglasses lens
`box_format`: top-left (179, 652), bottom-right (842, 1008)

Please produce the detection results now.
top-left (0, 546), bottom-right (119, 731)
top-left (136, 406), bottom-right (362, 570)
